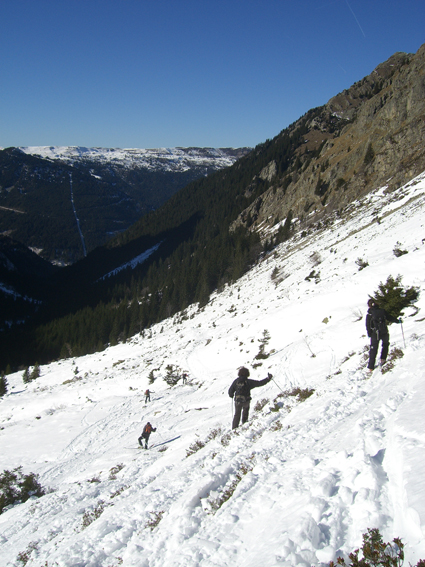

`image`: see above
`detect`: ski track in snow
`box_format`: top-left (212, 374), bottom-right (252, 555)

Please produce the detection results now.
top-left (1, 173), bottom-right (425, 565)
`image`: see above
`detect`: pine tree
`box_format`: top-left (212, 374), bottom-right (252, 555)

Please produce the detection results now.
top-left (22, 367), bottom-right (30, 384)
top-left (372, 275), bottom-right (420, 319)
top-left (30, 363), bottom-right (40, 381)
top-left (0, 372), bottom-right (8, 397)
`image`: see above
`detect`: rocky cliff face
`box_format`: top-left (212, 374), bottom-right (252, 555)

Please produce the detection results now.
top-left (232, 44), bottom-right (425, 239)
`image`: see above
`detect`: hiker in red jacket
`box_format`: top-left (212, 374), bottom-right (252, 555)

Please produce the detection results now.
top-left (138, 422), bottom-right (156, 449)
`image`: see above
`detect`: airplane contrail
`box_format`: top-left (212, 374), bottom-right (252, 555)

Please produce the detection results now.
top-left (346, 0), bottom-right (366, 38)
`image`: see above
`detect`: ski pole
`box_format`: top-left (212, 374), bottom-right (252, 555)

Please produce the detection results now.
top-left (400, 319), bottom-right (406, 348)
top-left (266, 371), bottom-right (285, 394)
top-left (271, 376), bottom-right (285, 395)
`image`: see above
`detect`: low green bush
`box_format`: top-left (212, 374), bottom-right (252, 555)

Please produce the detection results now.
top-left (0, 467), bottom-right (45, 514)
top-left (330, 527), bottom-right (424, 567)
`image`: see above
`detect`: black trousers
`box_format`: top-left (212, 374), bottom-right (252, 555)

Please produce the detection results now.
top-left (232, 401), bottom-right (250, 429)
top-left (368, 332), bottom-right (389, 370)
top-left (138, 434), bottom-right (150, 448)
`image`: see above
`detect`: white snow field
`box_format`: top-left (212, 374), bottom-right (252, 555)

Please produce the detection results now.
top-left (1, 171), bottom-right (425, 566)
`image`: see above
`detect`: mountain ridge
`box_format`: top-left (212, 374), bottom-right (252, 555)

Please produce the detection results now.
top-left (17, 145), bottom-right (250, 173)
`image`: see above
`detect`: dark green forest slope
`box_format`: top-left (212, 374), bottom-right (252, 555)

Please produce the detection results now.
top-left (0, 126), bottom-right (309, 369)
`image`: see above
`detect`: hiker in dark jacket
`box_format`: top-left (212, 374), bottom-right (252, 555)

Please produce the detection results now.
top-left (228, 367), bottom-right (272, 429)
top-left (365, 299), bottom-right (400, 371)
top-left (138, 422), bottom-right (156, 449)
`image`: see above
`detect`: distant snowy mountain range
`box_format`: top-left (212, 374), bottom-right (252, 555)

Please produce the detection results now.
top-left (18, 146), bottom-right (251, 173)
top-left (0, 145), bottom-right (251, 265)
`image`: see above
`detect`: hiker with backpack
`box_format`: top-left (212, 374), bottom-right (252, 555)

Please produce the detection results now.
top-left (228, 367), bottom-right (272, 429)
top-left (138, 422), bottom-right (156, 449)
top-left (145, 389), bottom-right (151, 403)
top-left (365, 299), bottom-right (401, 371)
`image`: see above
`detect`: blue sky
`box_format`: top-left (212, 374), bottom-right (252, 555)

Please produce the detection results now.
top-left (1, 0), bottom-right (424, 149)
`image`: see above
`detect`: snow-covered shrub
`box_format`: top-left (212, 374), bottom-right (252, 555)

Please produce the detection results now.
top-left (206, 460), bottom-right (254, 514)
top-left (254, 398), bottom-right (269, 412)
top-left (185, 427), bottom-right (223, 457)
top-left (144, 510), bottom-right (164, 531)
top-left (110, 486), bottom-right (128, 499)
top-left (220, 431), bottom-right (236, 446)
top-left (381, 347), bottom-right (404, 374)
top-left (356, 257), bottom-right (369, 271)
top-left (206, 427), bottom-right (223, 441)
top-left (16, 541), bottom-right (39, 566)
top-left (109, 463), bottom-right (125, 480)
top-left (276, 387), bottom-right (315, 403)
top-left (186, 439), bottom-right (205, 457)
top-left (393, 241), bottom-right (408, 257)
top-left (81, 500), bottom-right (108, 529)
top-left (62, 376), bottom-right (82, 385)
top-left (0, 467), bottom-right (45, 514)
top-left (87, 476), bottom-right (101, 483)
top-left (329, 527), bottom-right (424, 567)
top-left (164, 364), bottom-right (181, 386)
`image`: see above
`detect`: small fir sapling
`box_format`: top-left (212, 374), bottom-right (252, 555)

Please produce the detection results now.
top-left (371, 275), bottom-right (419, 319)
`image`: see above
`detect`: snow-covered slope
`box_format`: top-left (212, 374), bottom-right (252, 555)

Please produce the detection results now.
top-left (18, 146), bottom-right (248, 173)
top-left (1, 172), bottom-right (425, 566)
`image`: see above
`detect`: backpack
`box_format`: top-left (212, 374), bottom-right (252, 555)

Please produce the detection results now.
top-left (370, 309), bottom-right (387, 336)
top-left (234, 378), bottom-right (250, 403)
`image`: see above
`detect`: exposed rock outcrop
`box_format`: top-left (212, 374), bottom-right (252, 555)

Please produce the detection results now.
top-left (232, 44), bottom-right (425, 239)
